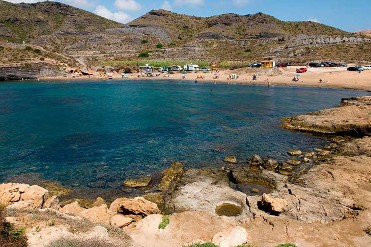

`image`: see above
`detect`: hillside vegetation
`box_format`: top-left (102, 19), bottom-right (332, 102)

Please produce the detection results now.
top-left (0, 1), bottom-right (370, 69)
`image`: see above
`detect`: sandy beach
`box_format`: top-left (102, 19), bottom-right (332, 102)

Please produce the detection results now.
top-left (42, 66), bottom-right (371, 91)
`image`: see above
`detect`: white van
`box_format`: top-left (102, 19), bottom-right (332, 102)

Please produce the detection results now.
top-left (362, 65), bottom-right (371, 70)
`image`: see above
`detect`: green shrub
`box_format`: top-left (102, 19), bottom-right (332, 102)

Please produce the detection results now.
top-left (156, 43), bottom-right (163, 49)
top-left (244, 48), bottom-right (252, 53)
top-left (0, 46), bottom-right (4, 51)
top-left (138, 51), bottom-right (150, 58)
top-left (141, 39), bottom-right (149, 44)
top-left (277, 244), bottom-right (297, 247)
top-left (158, 215), bottom-right (169, 229)
top-left (0, 204), bottom-right (28, 247)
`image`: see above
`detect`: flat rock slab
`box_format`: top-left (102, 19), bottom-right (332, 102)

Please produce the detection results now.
top-left (282, 96), bottom-right (371, 135)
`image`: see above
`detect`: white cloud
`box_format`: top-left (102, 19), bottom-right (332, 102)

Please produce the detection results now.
top-left (307, 18), bottom-right (319, 23)
top-left (114, 0), bottom-right (141, 11)
top-left (161, 0), bottom-right (172, 11)
top-left (174, 0), bottom-right (204, 7)
top-left (94, 5), bottom-right (131, 23)
top-left (232, 0), bottom-right (251, 7)
top-left (64, 0), bottom-right (91, 8)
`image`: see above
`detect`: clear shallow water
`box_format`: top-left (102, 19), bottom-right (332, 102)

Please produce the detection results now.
top-left (0, 80), bottom-right (368, 190)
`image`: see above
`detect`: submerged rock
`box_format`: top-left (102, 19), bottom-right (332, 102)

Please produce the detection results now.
top-left (123, 177), bottom-right (152, 188)
top-left (159, 162), bottom-right (184, 191)
top-left (224, 155), bottom-right (237, 164)
top-left (250, 154), bottom-right (264, 167)
top-left (288, 149), bottom-right (302, 156)
top-left (286, 159), bottom-right (301, 166)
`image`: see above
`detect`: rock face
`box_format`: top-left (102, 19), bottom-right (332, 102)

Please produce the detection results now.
top-left (110, 197), bottom-right (160, 216)
top-left (110, 214), bottom-right (133, 228)
top-left (0, 63), bottom-right (63, 81)
top-left (212, 226), bottom-right (248, 247)
top-left (0, 183), bottom-right (49, 208)
top-left (258, 193), bottom-right (288, 215)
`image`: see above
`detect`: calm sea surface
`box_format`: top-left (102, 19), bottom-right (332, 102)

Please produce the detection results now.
top-left (0, 80), bottom-right (368, 191)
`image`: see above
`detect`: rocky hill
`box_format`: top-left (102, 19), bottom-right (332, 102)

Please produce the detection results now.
top-left (0, 1), bottom-right (370, 72)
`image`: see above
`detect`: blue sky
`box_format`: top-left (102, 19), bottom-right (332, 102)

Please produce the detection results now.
top-left (5, 0), bottom-right (371, 32)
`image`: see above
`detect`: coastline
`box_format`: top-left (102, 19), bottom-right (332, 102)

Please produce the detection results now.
top-left (37, 66), bottom-right (371, 92)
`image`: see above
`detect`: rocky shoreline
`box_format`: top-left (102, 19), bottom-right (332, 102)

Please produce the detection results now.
top-left (1, 96), bottom-right (370, 247)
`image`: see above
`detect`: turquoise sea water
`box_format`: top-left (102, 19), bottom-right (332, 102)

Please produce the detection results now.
top-left (0, 80), bottom-right (368, 191)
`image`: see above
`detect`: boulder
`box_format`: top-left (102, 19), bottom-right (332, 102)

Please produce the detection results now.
top-left (159, 162), bottom-right (184, 191)
top-left (224, 155), bottom-right (237, 164)
top-left (259, 193), bottom-right (288, 215)
top-left (123, 177), bottom-right (152, 188)
top-left (288, 149), bottom-right (302, 156)
top-left (110, 214), bottom-right (133, 228)
top-left (263, 159), bottom-right (279, 171)
top-left (212, 226), bottom-right (248, 247)
top-left (80, 204), bottom-right (111, 225)
top-left (286, 159), bottom-right (301, 166)
top-left (43, 195), bottom-right (60, 209)
top-left (91, 197), bottom-right (106, 207)
top-left (0, 183), bottom-right (48, 208)
top-left (60, 201), bottom-right (85, 216)
top-left (143, 192), bottom-right (165, 212)
top-left (277, 162), bottom-right (293, 176)
top-left (109, 197), bottom-right (160, 216)
top-left (250, 154), bottom-right (264, 166)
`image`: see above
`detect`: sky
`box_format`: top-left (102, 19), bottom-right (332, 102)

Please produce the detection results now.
top-left (4, 0), bottom-right (371, 32)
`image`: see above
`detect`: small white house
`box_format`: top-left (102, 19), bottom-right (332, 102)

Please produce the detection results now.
top-left (184, 64), bottom-right (200, 71)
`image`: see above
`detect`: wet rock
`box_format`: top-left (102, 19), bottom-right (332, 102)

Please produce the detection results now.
top-left (258, 193), bottom-right (288, 215)
top-left (288, 149), bottom-right (302, 156)
top-left (143, 192), bottom-right (165, 212)
top-left (91, 197), bottom-right (106, 207)
top-left (303, 157), bottom-right (310, 163)
top-left (224, 155), bottom-right (237, 164)
top-left (250, 154), bottom-right (264, 166)
top-left (80, 204), bottom-right (111, 225)
top-left (37, 180), bottom-right (71, 197)
top-left (212, 226), bottom-right (248, 247)
top-left (251, 188), bottom-right (259, 193)
top-left (109, 197), bottom-right (160, 216)
top-left (110, 214), bottom-right (133, 228)
top-left (277, 162), bottom-right (293, 176)
top-left (263, 159), bottom-right (279, 171)
top-left (123, 177), bottom-right (152, 188)
top-left (159, 162), bottom-right (184, 191)
top-left (286, 159), bottom-right (301, 166)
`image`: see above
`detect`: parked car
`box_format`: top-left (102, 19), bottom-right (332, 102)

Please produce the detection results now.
top-left (362, 65), bottom-right (371, 70)
top-left (249, 63), bottom-right (261, 68)
top-left (296, 67), bottom-right (307, 73)
top-left (347, 66), bottom-right (363, 71)
top-left (276, 62), bottom-right (289, 67)
top-left (309, 62), bottom-right (323, 68)
top-left (200, 67), bottom-right (210, 72)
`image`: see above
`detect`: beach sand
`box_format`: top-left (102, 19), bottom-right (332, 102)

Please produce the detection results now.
top-left (43, 66), bottom-right (371, 91)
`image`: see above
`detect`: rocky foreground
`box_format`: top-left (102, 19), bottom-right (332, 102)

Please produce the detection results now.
top-left (1, 97), bottom-right (371, 247)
